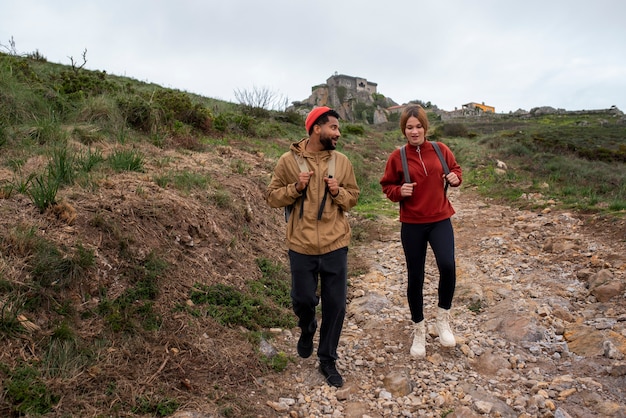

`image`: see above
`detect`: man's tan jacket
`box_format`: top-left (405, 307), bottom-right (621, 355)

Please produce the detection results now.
top-left (266, 138), bottom-right (360, 255)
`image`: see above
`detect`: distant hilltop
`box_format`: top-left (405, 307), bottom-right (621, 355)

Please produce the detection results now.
top-left (289, 73), bottom-right (624, 125)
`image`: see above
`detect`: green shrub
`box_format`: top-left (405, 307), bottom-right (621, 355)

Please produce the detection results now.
top-left (262, 350), bottom-right (290, 372)
top-left (274, 109), bottom-right (302, 125)
top-left (189, 283), bottom-right (295, 330)
top-left (1, 55), bottom-right (40, 83)
top-left (213, 112), bottom-right (255, 135)
top-left (239, 104), bottom-right (270, 119)
top-left (255, 121), bottom-right (285, 138)
top-left (117, 95), bottom-right (154, 132)
top-left (253, 257), bottom-right (291, 308)
top-left (152, 89), bottom-right (212, 132)
top-left (56, 69), bottom-right (114, 98)
top-left (440, 123), bottom-right (469, 138)
top-left (354, 102), bottom-right (375, 124)
top-left (342, 124), bottom-right (365, 136)
top-left (336, 86), bottom-right (347, 103)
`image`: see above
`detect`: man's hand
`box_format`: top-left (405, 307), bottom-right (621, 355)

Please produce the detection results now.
top-left (324, 176), bottom-right (339, 197)
top-left (296, 171), bottom-right (314, 192)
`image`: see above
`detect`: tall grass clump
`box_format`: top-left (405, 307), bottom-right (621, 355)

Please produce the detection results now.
top-left (76, 146), bottom-right (104, 172)
top-left (48, 145), bottom-right (76, 186)
top-left (0, 57), bottom-right (53, 126)
top-left (108, 148), bottom-right (144, 172)
top-left (28, 168), bottom-right (59, 213)
top-left (74, 95), bottom-right (124, 130)
top-left (43, 322), bottom-right (92, 379)
top-left (30, 113), bottom-right (65, 145)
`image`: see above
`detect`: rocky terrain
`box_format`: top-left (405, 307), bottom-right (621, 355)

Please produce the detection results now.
top-left (236, 188), bottom-right (626, 418)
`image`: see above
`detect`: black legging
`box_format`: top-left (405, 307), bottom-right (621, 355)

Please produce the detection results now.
top-left (401, 218), bottom-right (456, 323)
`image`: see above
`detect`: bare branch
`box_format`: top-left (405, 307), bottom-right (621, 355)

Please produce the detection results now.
top-left (234, 86), bottom-right (288, 111)
top-left (69, 48), bottom-right (88, 73)
top-left (0, 36), bottom-right (18, 55)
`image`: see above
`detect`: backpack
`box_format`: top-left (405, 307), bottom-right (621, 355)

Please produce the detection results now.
top-left (400, 141), bottom-right (450, 195)
top-left (284, 151), bottom-right (336, 222)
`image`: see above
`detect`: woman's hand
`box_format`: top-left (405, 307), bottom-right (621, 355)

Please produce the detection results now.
top-left (400, 182), bottom-right (417, 197)
top-left (444, 173), bottom-right (460, 187)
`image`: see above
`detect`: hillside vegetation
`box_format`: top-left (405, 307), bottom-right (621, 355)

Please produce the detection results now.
top-left (0, 51), bottom-right (624, 416)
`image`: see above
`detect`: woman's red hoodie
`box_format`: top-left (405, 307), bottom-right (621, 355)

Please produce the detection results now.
top-left (380, 141), bottom-right (462, 224)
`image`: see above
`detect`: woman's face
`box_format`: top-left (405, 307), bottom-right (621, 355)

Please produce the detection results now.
top-left (404, 116), bottom-right (425, 147)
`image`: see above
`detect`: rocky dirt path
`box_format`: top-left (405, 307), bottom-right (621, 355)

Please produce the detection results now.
top-left (257, 188), bottom-right (626, 418)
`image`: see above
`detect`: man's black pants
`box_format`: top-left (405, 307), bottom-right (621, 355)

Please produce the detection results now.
top-left (288, 247), bottom-right (348, 362)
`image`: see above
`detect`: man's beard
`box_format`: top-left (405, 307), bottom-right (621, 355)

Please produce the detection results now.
top-left (320, 134), bottom-right (336, 151)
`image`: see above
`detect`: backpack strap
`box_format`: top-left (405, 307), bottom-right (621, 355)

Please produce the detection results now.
top-left (327, 152), bottom-right (335, 178)
top-left (400, 145), bottom-right (411, 183)
top-left (317, 152), bottom-right (336, 220)
top-left (285, 151), bottom-right (310, 222)
top-left (292, 150), bottom-right (309, 173)
top-left (430, 141), bottom-right (450, 195)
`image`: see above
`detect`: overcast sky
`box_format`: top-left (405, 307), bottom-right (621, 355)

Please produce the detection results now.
top-left (2, 0), bottom-right (625, 113)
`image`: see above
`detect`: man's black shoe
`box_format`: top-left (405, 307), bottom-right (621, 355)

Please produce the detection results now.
top-left (319, 361), bottom-right (343, 388)
top-left (297, 331), bottom-right (314, 358)
top-left (297, 320), bottom-right (316, 358)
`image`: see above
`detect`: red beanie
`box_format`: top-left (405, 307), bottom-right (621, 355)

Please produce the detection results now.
top-left (305, 106), bottom-right (332, 133)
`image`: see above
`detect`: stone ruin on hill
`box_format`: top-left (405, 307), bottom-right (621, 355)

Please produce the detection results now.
top-left (288, 73), bottom-right (398, 125)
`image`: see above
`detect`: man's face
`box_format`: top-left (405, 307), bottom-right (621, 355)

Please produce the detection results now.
top-left (319, 116), bottom-right (341, 150)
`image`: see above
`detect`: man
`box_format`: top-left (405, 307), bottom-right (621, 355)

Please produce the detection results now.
top-left (266, 106), bottom-right (360, 387)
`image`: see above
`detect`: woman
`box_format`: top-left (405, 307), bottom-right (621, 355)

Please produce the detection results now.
top-left (380, 104), bottom-right (462, 357)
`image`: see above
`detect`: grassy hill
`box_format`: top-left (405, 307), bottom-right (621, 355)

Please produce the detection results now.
top-left (0, 51), bottom-right (624, 416)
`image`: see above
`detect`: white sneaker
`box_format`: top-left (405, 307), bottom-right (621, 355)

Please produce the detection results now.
top-left (435, 308), bottom-right (456, 347)
top-left (410, 321), bottom-right (426, 357)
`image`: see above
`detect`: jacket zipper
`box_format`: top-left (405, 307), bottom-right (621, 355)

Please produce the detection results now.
top-left (416, 146), bottom-right (428, 176)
